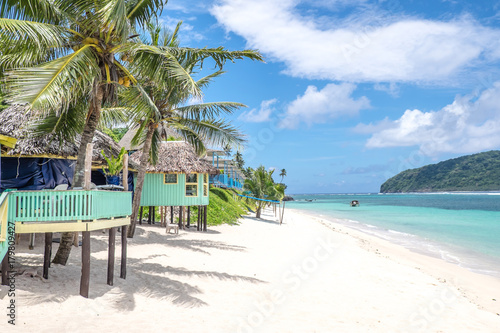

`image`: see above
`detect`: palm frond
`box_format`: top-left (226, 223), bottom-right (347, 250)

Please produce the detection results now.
top-left (127, 0), bottom-right (164, 28)
top-left (0, 18), bottom-right (71, 50)
top-left (0, 0), bottom-right (63, 23)
top-left (3, 45), bottom-right (100, 113)
top-left (175, 101), bottom-right (246, 120)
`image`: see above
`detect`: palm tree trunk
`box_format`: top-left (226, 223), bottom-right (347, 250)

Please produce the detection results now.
top-left (256, 205), bottom-right (262, 218)
top-left (52, 86), bottom-right (104, 265)
top-left (127, 123), bottom-right (155, 238)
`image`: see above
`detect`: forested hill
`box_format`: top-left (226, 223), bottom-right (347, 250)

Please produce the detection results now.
top-left (380, 151), bottom-right (500, 193)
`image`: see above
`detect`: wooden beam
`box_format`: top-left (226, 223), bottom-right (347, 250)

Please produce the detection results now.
top-left (43, 232), bottom-right (52, 279)
top-left (80, 231), bottom-right (91, 298)
top-left (170, 206), bottom-right (174, 224)
top-left (187, 207), bottom-right (191, 228)
top-left (148, 206), bottom-right (152, 224)
top-left (28, 233), bottom-right (35, 250)
top-left (1, 254), bottom-right (8, 286)
top-left (15, 217), bottom-right (130, 234)
top-left (122, 154), bottom-right (129, 192)
top-left (120, 225), bottom-right (127, 279)
top-left (107, 227), bottom-right (116, 286)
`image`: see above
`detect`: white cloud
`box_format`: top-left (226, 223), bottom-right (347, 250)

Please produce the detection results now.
top-left (363, 82), bottom-right (500, 155)
top-left (238, 98), bottom-right (277, 122)
top-left (374, 82), bottom-right (400, 97)
top-left (210, 0), bottom-right (500, 83)
top-left (279, 83), bottom-right (370, 129)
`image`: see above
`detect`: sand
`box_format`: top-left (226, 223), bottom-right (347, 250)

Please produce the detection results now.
top-left (1, 207), bottom-right (500, 332)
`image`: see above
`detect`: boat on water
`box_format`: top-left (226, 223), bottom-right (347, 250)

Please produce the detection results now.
top-left (350, 200), bottom-right (360, 207)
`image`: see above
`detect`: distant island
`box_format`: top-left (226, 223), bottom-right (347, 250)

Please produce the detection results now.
top-left (380, 150), bottom-right (500, 193)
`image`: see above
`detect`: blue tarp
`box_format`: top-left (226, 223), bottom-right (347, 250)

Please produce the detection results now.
top-left (0, 157), bottom-right (134, 192)
top-left (1, 157), bottom-right (74, 191)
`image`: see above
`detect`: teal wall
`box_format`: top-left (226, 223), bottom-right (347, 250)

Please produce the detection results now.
top-left (138, 173), bottom-right (210, 207)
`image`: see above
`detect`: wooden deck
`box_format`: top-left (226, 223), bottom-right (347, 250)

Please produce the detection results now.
top-left (0, 189), bottom-right (132, 297)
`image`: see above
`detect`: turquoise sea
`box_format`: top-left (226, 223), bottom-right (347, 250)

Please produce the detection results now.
top-left (287, 193), bottom-right (500, 277)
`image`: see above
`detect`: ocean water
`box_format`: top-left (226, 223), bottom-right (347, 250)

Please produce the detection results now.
top-left (286, 193), bottom-right (500, 277)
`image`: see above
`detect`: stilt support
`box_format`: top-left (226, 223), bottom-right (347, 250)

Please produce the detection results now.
top-left (120, 225), bottom-right (127, 279)
top-left (1, 254), bottom-right (9, 286)
top-left (80, 231), bottom-right (91, 298)
top-left (107, 227), bottom-right (116, 286)
top-left (43, 232), bottom-right (53, 279)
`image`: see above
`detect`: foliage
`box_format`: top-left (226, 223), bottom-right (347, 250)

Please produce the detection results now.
top-left (112, 127), bottom-right (129, 142)
top-left (380, 150), bottom-right (500, 193)
top-left (101, 146), bottom-right (127, 176)
top-left (189, 188), bottom-right (255, 226)
top-left (243, 165), bottom-right (284, 218)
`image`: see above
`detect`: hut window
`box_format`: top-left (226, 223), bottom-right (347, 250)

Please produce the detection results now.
top-left (186, 173), bottom-right (197, 183)
top-left (186, 184), bottom-right (198, 196)
top-left (203, 174), bottom-right (208, 184)
top-left (186, 173), bottom-right (198, 196)
top-left (203, 184), bottom-right (208, 196)
top-left (164, 174), bottom-right (177, 184)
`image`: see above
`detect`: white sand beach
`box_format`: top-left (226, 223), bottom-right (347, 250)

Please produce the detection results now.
top-left (2, 208), bottom-right (500, 332)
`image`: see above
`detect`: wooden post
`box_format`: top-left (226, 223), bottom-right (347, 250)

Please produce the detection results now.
top-left (280, 201), bottom-right (286, 225)
top-left (120, 225), bottom-right (127, 279)
top-left (80, 231), bottom-right (91, 298)
top-left (197, 206), bottom-right (201, 231)
top-left (148, 206), bottom-right (152, 224)
top-left (43, 232), bottom-right (52, 279)
top-left (203, 205), bottom-right (208, 232)
top-left (107, 227), bottom-right (116, 286)
top-left (73, 231), bottom-right (79, 247)
top-left (139, 206), bottom-right (143, 225)
top-left (83, 143), bottom-right (93, 190)
top-left (29, 233), bottom-right (35, 250)
top-left (122, 154), bottom-right (129, 192)
top-left (187, 207), bottom-right (191, 228)
top-left (170, 206), bottom-right (174, 224)
top-left (179, 206), bottom-right (183, 229)
top-left (1, 254), bottom-right (8, 286)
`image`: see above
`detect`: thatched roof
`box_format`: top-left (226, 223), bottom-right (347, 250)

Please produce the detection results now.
top-left (130, 141), bottom-right (218, 174)
top-left (0, 104), bottom-right (124, 163)
top-left (119, 124), bottom-right (182, 151)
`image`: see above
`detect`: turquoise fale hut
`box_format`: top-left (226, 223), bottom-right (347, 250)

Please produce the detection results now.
top-left (129, 141), bottom-right (217, 231)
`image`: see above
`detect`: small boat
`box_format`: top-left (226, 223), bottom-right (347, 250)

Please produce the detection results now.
top-left (350, 200), bottom-right (360, 207)
top-left (305, 199), bottom-right (314, 202)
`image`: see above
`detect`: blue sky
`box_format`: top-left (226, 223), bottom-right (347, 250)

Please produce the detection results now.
top-left (159, 0), bottom-right (500, 194)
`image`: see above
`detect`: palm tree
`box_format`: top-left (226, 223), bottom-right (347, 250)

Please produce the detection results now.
top-left (244, 166), bottom-right (282, 218)
top-left (234, 151), bottom-right (244, 169)
top-left (122, 22), bottom-right (248, 237)
top-left (279, 168), bottom-right (287, 183)
top-left (0, 1), bottom-right (263, 264)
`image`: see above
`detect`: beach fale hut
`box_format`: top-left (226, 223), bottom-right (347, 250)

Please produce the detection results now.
top-left (0, 105), bottom-right (133, 297)
top-left (130, 141), bottom-right (217, 231)
top-left (0, 105), bottom-right (134, 191)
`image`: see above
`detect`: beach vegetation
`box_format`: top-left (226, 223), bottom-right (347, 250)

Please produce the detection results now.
top-left (244, 165), bottom-right (285, 218)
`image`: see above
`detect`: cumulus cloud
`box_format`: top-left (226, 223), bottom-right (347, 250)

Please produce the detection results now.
top-left (363, 82), bottom-right (500, 155)
top-left (279, 83), bottom-right (370, 129)
top-left (210, 0), bottom-right (500, 83)
top-left (238, 98), bottom-right (277, 122)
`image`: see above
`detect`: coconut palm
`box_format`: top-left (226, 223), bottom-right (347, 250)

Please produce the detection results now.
top-left (234, 151), bottom-right (244, 169)
top-left (0, 1), bottom-right (262, 264)
top-left (279, 168), bottom-right (287, 183)
top-left (122, 22), bottom-right (248, 237)
top-left (244, 166), bottom-right (283, 218)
